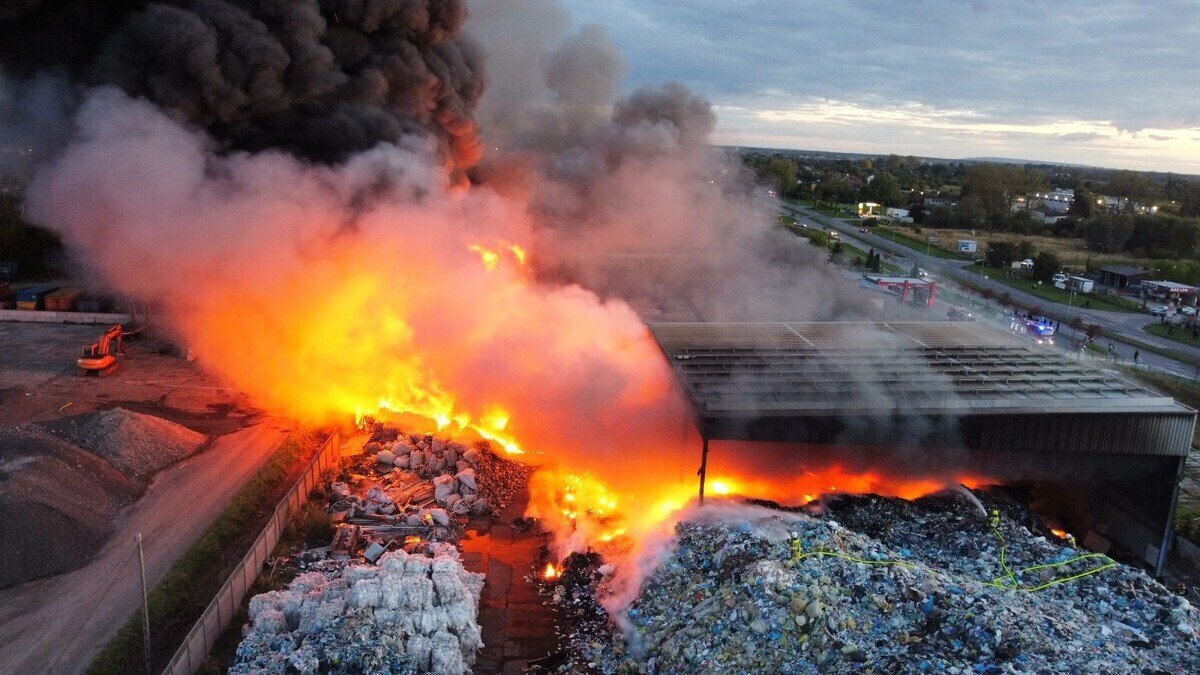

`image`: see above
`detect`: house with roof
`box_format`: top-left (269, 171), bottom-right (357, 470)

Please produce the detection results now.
top-left (1097, 265), bottom-right (1148, 290)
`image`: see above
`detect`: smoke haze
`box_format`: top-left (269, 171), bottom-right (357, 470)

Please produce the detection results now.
top-left (3, 1), bottom-right (950, 561)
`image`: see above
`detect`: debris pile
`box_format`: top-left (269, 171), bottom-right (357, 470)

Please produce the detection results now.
top-left (48, 407), bottom-right (206, 478)
top-left (553, 496), bottom-right (1200, 673)
top-left (326, 431), bottom-right (503, 558)
top-left (231, 546), bottom-right (484, 674)
top-left (233, 426), bottom-right (534, 672)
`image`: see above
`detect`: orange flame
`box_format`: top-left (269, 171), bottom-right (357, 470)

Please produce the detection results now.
top-left (528, 463), bottom-right (991, 560)
top-left (469, 241), bottom-right (526, 272)
top-left (543, 562), bottom-right (561, 580)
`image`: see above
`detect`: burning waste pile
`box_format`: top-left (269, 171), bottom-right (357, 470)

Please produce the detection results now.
top-left (230, 425), bottom-right (531, 673)
top-left (548, 495), bottom-right (1200, 674)
top-left (326, 430), bottom-right (495, 557)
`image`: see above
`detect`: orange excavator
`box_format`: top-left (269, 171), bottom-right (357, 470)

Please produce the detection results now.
top-left (77, 324), bottom-right (127, 376)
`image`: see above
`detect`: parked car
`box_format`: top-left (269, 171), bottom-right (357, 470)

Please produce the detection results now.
top-left (947, 307), bottom-right (977, 322)
top-left (1150, 305), bottom-right (1168, 317)
top-left (1181, 306), bottom-right (1196, 316)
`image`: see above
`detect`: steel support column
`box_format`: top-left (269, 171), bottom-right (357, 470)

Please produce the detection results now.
top-left (698, 435), bottom-right (710, 505)
top-left (1156, 456), bottom-right (1186, 577)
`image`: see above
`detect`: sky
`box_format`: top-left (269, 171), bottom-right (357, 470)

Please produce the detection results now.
top-left (559, 0), bottom-right (1200, 173)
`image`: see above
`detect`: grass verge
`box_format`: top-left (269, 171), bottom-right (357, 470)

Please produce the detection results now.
top-left (1116, 367), bottom-right (1200, 424)
top-left (87, 435), bottom-right (317, 675)
top-left (1143, 321), bottom-right (1200, 348)
top-left (877, 228), bottom-right (963, 260)
top-left (196, 495), bottom-right (335, 674)
top-left (782, 223), bottom-right (903, 274)
top-left (976, 268), bottom-right (1142, 314)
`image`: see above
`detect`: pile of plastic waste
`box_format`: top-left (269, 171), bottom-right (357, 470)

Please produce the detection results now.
top-left (551, 495), bottom-right (1200, 673)
top-left (231, 546), bottom-right (484, 674)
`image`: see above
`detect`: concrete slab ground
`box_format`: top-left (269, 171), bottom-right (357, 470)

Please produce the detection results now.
top-left (0, 322), bottom-right (257, 433)
top-left (0, 321), bottom-right (285, 672)
top-left (461, 487), bottom-right (560, 674)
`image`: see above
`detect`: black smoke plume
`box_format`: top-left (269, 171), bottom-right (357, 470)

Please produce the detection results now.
top-left (0, 0), bottom-right (484, 171)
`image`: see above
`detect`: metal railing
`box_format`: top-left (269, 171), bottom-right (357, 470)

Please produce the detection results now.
top-left (161, 431), bottom-right (341, 675)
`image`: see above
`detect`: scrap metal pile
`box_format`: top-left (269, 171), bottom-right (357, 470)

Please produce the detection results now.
top-left (548, 493), bottom-right (1200, 674)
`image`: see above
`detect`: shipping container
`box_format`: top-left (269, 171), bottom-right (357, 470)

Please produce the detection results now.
top-left (76, 297), bottom-right (113, 313)
top-left (13, 284), bottom-right (60, 310)
top-left (45, 287), bottom-right (84, 312)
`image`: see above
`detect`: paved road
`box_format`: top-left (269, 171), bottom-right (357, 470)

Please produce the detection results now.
top-left (0, 421), bottom-right (290, 674)
top-left (781, 202), bottom-right (1200, 377)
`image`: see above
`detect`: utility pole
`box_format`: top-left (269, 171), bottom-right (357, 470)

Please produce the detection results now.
top-left (136, 533), bottom-right (152, 674)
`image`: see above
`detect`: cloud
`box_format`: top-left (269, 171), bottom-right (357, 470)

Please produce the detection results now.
top-left (1055, 132), bottom-right (1103, 143)
top-left (560, 0), bottom-right (1200, 170)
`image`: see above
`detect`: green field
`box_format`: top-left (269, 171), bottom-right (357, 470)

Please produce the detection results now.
top-left (877, 228), bottom-right (964, 260)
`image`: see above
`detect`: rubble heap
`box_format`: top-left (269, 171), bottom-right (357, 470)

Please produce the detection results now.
top-left (231, 546), bottom-right (484, 674)
top-left (327, 430), bottom-right (531, 559)
top-left (557, 496), bottom-right (1200, 673)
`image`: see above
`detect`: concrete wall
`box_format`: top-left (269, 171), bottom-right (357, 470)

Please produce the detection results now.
top-left (0, 309), bottom-right (131, 325)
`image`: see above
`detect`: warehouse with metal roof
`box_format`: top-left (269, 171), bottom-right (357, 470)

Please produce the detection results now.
top-left (648, 321), bottom-right (1196, 575)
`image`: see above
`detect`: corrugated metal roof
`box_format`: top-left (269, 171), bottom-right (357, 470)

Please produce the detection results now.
top-left (649, 322), bottom-right (1196, 456)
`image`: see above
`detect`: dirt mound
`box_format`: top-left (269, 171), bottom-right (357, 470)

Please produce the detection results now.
top-left (0, 426), bottom-right (143, 588)
top-left (48, 407), bottom-right (207, 478)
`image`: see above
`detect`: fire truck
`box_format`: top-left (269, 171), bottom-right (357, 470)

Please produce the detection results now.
top-left (1009, 316), bottom-right (1055, 345)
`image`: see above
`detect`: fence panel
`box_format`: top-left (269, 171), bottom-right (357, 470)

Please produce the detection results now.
top-left (161, 431), bottom-right (341, 674)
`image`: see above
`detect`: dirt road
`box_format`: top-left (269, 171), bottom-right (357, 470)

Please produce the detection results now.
top-left (0, 422), bottom-right (290, 674)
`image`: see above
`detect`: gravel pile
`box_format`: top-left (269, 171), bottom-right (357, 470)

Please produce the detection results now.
top-left (553, 495), bottom-right (1200, 674)
top-left (231, 545), bottom-right (484, 674)
top-left (49, 407), bottom-right (206, 478)
top-left (0, 425), bottom-right (143, 587)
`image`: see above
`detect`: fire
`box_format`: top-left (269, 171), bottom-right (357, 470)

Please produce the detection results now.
top-left (510, 244), bottom-right (527, 265)
top-left (469, 241), bottom-right (527, 272)
top-left (469, 244), bottom-right (500, 271)
top-left (529, 462), bottom-right (992, 560)
top-left (542, 563), bottom-right (561, 580)
top-left (37, 90), bottom-right (1001, 577)
top-left (1050, 528), bottom-right (1069, 540)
